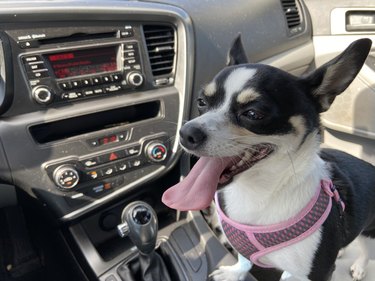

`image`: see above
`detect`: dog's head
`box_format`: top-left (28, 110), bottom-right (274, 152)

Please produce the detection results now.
top-left (162, 36), bottom-right (371, 211)
top-left (181, 36), bottom-right (371, 158)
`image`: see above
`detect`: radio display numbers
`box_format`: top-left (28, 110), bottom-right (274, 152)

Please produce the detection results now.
top-left (47, 46), bottom-right (118, 79)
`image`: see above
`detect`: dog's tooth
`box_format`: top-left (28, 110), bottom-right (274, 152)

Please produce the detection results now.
top-left (237, 160), bottom-right (244, 167)
top-left (230, 166), bottom-right (236, 171)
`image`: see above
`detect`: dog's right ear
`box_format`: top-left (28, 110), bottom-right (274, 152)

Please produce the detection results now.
top-left (226, 34), bottom-right (249, 66)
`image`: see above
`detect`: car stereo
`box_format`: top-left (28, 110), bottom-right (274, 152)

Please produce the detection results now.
top-left (21, 32), bottom-right (145, 105)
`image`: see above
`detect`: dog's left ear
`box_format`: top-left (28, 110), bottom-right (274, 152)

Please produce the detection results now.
top-left (302, 38), bottom-right (372, 112)
top-left (227, 34), bottom-right (249, 66)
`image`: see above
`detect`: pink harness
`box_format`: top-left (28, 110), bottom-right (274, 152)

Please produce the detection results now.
top-left (215, 180), bottom-right (345, 268)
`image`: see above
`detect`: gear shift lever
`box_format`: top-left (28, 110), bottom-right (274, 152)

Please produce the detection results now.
top-left (117, 201), bottom-right (171, 281)
top-left (117, 201), bottom-right (158, 254)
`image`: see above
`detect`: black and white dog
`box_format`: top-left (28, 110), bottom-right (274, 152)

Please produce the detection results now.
top-left (162, 36), bottom-right (375, 281)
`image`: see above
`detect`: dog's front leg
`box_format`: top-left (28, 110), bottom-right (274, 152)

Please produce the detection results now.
top-left (209, 253), bottom-right (252, 281)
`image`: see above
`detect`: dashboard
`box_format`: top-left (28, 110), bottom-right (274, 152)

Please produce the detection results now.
top-left (0, 1), bottom-right (315, 280)
top-left (0, 0), bottom-right (312, 221)
top-left (0, 2), bottom-right (194, 220)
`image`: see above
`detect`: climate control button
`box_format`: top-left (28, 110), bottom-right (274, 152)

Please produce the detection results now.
top-left (53, 165), bottom-right (80, 190)
top-left (146, 142), bottom-right (167, 162)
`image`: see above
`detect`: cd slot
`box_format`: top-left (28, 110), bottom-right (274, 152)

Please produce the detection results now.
top-left (29, 101), bottom-right (160, 144)
top-left (37, 31), bottom-right (118, 45)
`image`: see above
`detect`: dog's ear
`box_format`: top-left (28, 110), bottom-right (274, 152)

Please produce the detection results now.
top-left (226, 34), bottom-right (249, 66)
top-left (302, 38), bottom-right (372, 112)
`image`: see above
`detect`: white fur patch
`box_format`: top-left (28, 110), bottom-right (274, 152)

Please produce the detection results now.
top-left (204, 82), bottom-right (217, 97)
top-left (289, 115), bottom-right (306, 136)
top-left (236, 88), bottom-right (260, 104)
top-left (224, 67), bottom-right (256, 97)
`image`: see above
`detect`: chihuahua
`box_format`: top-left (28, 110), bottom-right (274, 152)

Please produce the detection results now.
top-left (162, 36), bottom-right (374, 281)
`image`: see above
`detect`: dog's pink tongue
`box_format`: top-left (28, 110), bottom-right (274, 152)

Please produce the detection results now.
top-left (162, 157), bottom-right (228, 211)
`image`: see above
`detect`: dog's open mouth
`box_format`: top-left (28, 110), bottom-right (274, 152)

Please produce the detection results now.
top-left (162, 143), bottom-right (274, 211)
top-left (218, 143), bottom-right (275, 186)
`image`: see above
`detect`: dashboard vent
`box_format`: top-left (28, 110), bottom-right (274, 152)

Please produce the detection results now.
top-left (281, 0), bottom-right (301, 29)
top-left (143, 25), bottom-right (175, 77)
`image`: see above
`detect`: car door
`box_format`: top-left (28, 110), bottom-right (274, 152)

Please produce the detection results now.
top-left (304, 0), bottom-right (375, 166)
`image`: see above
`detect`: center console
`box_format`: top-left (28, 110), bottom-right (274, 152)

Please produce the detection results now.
top-left (0, 6), bottom-right (190, 220)
top-left (0, 2), bottom-right (257, 281)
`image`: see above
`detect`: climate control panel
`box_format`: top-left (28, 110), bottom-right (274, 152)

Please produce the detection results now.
top-left (45, 138), bottom-right (169, 200)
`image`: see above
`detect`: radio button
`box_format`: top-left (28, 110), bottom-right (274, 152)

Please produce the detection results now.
top-left (124, 43), bottom-right (137, 50)
top-left (92, 77), bottom-right (103, 85)
top-left (104, 84), bottom-right (122, 93)
top-left (25, 63), bottom-right (45, 72)
top-left (71, 80), bottom-right (82, 88)
top-left (111, 74), bottom-right (122, 82)
top-left (93, 88), bottom-right (104, 95)
top-left (120, 30), bottom-right (134, 38)
top-left (84, 89), bottom-right (94, 96)
top-left (27, 70), bottom-right (49, 79)
top-left (102, 76), bottom-right (112, 84)
top-left (131, 64), bottom-right (141, 70)
top-left (59, 82), bottom-right (72, 90)
top-left (124, 51), bottom-right (135, 58)
top-left (61, 92), bottom-right (83, 100)
top-left (30, 79), bottom-right (41, 87)
top-left (81, 78), bottom-right (92, 87)
top-left (23, 55), bottom-right (42, 63)
top-left (125, 58), bottom-right (136, 64)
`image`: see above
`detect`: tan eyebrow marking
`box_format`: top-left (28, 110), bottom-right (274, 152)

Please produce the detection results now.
top-left (203, 82), bottom-right (217, 97)
top-left (236, 88), bottom-right (260, 104)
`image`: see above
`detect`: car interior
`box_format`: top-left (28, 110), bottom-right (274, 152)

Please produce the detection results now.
top-left (0, 0), bottom-right (375, 281)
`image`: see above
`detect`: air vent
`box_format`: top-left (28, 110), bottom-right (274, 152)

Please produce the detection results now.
top-left (143, 25), bottom-right (175, 77)
top-left (281, 0), bottom-right (301, 29)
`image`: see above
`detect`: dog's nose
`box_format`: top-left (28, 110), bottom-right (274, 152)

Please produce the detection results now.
top-left (179, 124), bottom-right (207, 150)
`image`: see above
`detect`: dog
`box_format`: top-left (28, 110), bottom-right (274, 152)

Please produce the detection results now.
top-left (162, 35), bottom-right (375, 281)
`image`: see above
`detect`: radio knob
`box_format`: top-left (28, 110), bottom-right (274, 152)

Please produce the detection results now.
top-left (32, 86), bottom-right (53, 104)
top-left (146, 142), bottom-right (168, 163)
top-left (53, 165), bottom-right (80, 190)
top-left (126, 72), bottom-right (144, 87)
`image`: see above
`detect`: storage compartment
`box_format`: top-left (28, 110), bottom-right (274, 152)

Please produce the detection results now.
top-left (29, 101), bottom-right (160, 143)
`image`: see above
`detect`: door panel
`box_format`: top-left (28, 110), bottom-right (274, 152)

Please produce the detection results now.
top-left (305, 0), bottom-right (375, 165)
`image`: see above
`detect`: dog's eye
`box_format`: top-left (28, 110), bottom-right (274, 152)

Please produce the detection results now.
top-left (197, 98), bottom-right (207, 107)
top-left (243, 109), bottom-right (264, 120)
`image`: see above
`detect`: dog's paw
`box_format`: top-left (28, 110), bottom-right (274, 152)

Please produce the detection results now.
top-left (209, 265), bottom-right (248, 281)
top-left (350, 262), bottom-right (367, 281)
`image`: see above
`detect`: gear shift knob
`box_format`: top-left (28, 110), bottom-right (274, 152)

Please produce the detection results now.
top-left (117, 201), bottom-right (158, 255)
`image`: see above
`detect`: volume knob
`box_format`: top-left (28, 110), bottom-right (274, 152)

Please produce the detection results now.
top-left (32, 86), bottom-right (53, 104)
top-left (126, 71), bottom-right (144, 87)
top-left (53, 165), bottom-right (80, 190)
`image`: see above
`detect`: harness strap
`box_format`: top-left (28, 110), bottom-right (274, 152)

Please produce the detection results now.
top-left (215, 179), bottom-right (344, 268)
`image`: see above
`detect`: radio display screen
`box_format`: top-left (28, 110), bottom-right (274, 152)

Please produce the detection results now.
top-left (47, 46), bottom-right (118, 79)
